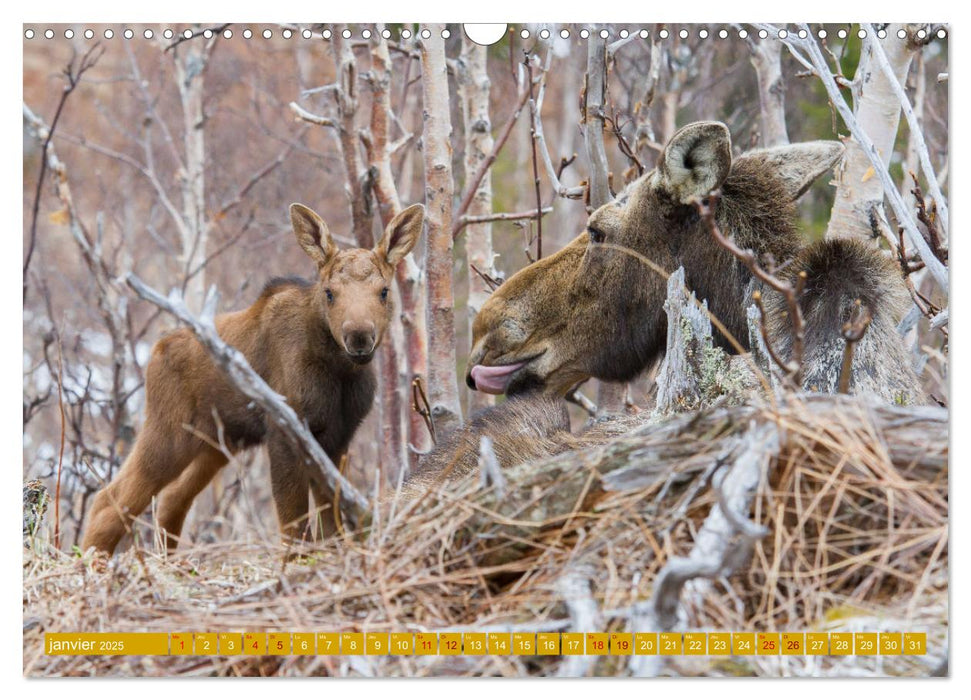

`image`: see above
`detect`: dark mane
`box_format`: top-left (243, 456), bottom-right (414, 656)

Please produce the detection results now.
top-left (259, 275), bottom-right (313, 299)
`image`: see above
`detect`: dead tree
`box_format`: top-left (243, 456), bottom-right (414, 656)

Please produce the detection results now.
top-left (171, 30), bottom-right (217, 313)
top-left (458, 36), bottom-right (497, 415)
top-left (362, 26), bottom-right (410, 477)
top-left (771, 23), bottom-right (948, 293)
top-left (419, 25), bottom-right (463, 436)
top-left (584, 30), bottom-right (627, 412)
top-left (821, 24), bottom-right (921, 242)
top-left (744, 35), bottom-right (789, 147)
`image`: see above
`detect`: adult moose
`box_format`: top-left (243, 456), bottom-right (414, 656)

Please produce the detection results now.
top-left (82, 203), bottom-right (424, 556)
top-left (467, 121), bottom-right (921, 405)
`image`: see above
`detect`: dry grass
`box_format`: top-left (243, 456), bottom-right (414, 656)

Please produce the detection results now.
top-left (23, 394), bottom-right (948, 677)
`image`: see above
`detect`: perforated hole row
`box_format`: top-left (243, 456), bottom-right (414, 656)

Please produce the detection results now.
top-left (22, 25), bottom-right (949, 42)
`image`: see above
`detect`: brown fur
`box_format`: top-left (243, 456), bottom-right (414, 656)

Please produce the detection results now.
top-left (467, 121), bottom-right (922, 403)
top-left (82, 203), bottom-right (424, 555)
top-left (405, 396), bottom-right (576, 494)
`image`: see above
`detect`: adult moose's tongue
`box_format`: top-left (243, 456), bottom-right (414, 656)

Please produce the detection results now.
top-left (469, 362), bottom-right (526, 395)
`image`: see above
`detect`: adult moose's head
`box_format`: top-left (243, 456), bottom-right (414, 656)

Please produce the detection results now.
top-left (290, 202), bottom-right (424, 364)
top-left (467, 121), bottom-right (844, 397)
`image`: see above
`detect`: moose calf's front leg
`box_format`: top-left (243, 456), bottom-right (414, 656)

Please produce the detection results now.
top-left (267, 434), bottom-right (312, 543)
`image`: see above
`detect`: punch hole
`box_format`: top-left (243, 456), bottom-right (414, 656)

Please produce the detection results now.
top-left (322, 29), bottom-right (332, 39)
top-left (639, 29), bottom-right (649, 39)
top-left (302, 29), bottom-right (312, 39)
top-left (24, 28), bottom-right (34, 39)
top-left (758, 29), bottom-right (768, 39)
top-left (263, 29), bottom-right (273, 39)
top-left (104, 29), bottom-right (113, 39)
top-left (718, 29), bottom-right (728, 39)
top-left (520, 29), bottom-right (530, 39)
top-left (85, 29), bottom-right (94, 39)
top-left (857, 29), bottom-right (867, 39)
top-left (738, 29), bottom-right (748, 39)
top-left (619, 29), bottom-right (629, 39)
top-left (342, 29), bottom-right (351, 39)
top-left (560, 29), bottom-right (570, 39)
top-left (659, 29), bottom-right (669, 39)
top-left (897, 29), bottom-right (907, 39)
top-left (243, 29), bottom-right (253, 39)
top-left (400, 28), bottom-right (411, 39)
top-left (163, 29), bottom-right (173, 39)
top-left (382, 29), bottom-right (391, 39)
top-left (599, 29), bottom-right (608, 39)
top-left (679, 29), bottom-right (688, 39)
top-left (441, 28), bottom-right (450, 39)
top-left (937, 28), bottom-right (947, 39)
top-left (699, 29), bottom-right (709, 39)
top-left (539, 28), bottom-right (550, 40)
top-left (818, 29), bottom-right (827, 39)
top-left (124, 28), bottom-right (134, 39)
top-left (224, 29), bottom-right (233, 39)
top-left (361, 29), bottom-right (371, 39)
top-left (778, 29), bottom-right (788, 39)
top-left (183, 29), bottom-right (193, 39)
top-left (579, 29), bottom-right (589, 39)
top-left (837, 29), bottom-right (847, 39)
top-left (65, 29), bottom-right (74, 39)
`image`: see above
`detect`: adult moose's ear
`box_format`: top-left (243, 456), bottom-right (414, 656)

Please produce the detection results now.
top-left (736, 141), bottom-right (845, 201)
top-left (290, 203), bottom-right (337, 268)
top-left (377, 203), bottom-right (424, 266)
top-left (655, 121), bottom-right (733, 204)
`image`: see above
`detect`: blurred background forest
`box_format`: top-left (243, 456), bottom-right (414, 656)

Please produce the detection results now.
top-left (22, 23), bottom-right (949, 551)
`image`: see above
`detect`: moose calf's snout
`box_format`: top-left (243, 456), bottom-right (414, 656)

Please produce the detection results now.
top-left (342, 320), bottom-right (377, 359)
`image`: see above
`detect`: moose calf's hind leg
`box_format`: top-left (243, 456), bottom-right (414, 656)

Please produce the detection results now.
top-left (81, 431), bottom-right (197, 555)
top-left (156, 449), bottom-right (229, 551)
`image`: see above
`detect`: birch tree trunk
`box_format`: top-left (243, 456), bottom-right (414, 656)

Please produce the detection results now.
top-left (172, 34), bottom-right (213, 313)
top-left (364, 28), bottom-right (408, 479)
top-left (748, 38), bottom-right (789, 147)
top-left (420, 26), bottom-right (463, 436)
top-left (332, 24), bottom-right (374, 247)
top-left (584, 32), bottom-right (626, 412)
top-left (459, 37), bottom-right (496, 415)
top-left (826, 24), bottom-right (921, 241)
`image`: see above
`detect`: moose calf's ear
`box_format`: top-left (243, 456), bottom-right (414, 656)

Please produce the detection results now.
top-left (737, 141), bottom-right (845, 201)
top-left (656, 121), bottom-right (733, 204)
top-left (290, 203), bottom-right (337, 268)
top-left (378, 203), bottom-right (424, 266)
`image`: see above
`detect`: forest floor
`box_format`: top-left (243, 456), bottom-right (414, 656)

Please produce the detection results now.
top-left (23, 394), bottom-right (949, 677)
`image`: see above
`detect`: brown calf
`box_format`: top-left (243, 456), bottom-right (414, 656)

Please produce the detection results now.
top-left (82, 203), bottom-right (424, 555)
top-left (466, 122), bottom-right (922, 405)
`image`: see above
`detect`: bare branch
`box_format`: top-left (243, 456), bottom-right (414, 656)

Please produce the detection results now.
top-left (863, 23), bottom-right (949, 237)
top-left (288, 101), bottom-right (337, 128)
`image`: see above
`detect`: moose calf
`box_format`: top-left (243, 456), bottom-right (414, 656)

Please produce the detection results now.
top-left (82, 203), bottom-right (424, 555)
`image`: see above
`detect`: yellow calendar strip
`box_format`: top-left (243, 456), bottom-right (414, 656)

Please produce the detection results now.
top-left (43, 631), bottom-right (931, 656)
top-left (44, 633), bottom-right (169, 656)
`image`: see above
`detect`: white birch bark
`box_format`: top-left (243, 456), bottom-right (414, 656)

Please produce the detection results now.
top-left (459, 37), bottom-right (497, 415)
top-left (420, 26), bottom-right (463, 436)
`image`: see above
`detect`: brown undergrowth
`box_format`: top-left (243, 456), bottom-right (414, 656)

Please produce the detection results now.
top-left (23, 394), bottom-right (948, 677)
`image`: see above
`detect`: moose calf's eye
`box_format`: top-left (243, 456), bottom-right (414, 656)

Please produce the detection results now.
top-left (325, 289), bottom-right (334, 303)
top-left (589, 227), bottom-right (606, 244)
top-left (380, 287), bottom-right (390, 302)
